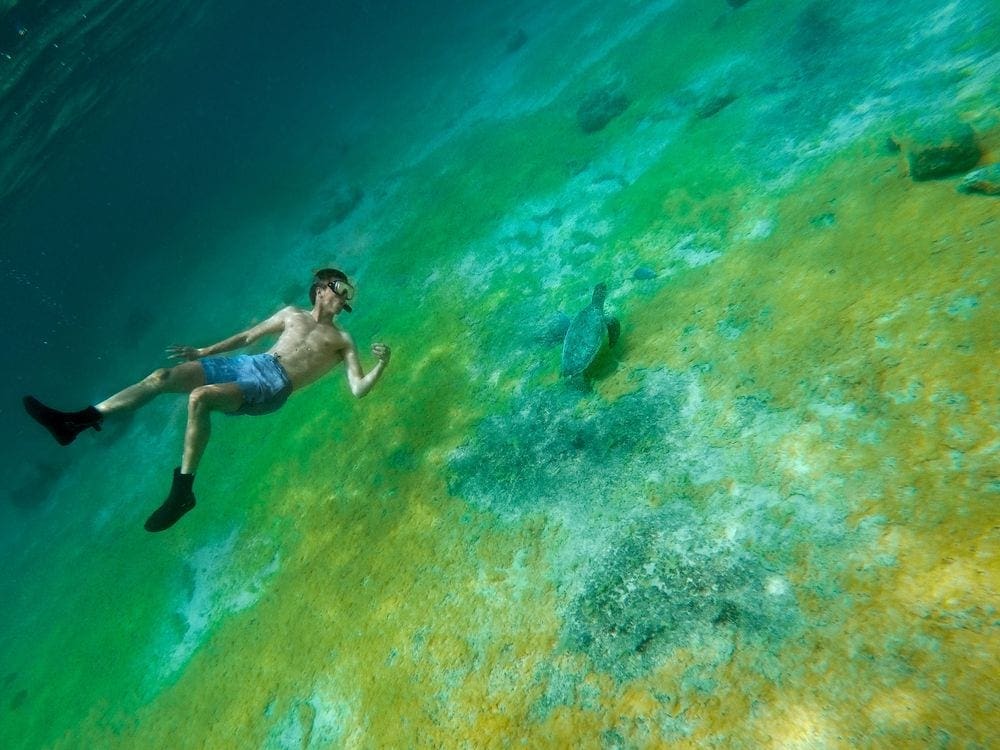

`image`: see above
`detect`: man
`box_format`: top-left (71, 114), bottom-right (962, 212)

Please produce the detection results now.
top-left (23, 268), bottom-right (391, 532)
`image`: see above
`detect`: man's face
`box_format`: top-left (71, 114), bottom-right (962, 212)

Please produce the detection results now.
top-left (327, 279), bottom-right (354, 300)
top-left (319, 278), bottom-right (355, 311)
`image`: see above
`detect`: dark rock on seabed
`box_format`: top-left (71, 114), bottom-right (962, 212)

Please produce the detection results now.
top-left (810, 212), bottom-right (836, 228)
top-left (894, 118), bottom-right (981, 181)
top-left (787, 1), bottom-right (843, 78)
top-left (695, 93), bottom-right (737, 120)
top-left (958, 163), bottom-right (1000, 195)
top-left (577, 86), bottom-right (630, 134)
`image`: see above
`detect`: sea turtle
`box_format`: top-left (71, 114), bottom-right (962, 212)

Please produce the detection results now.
top-left (560, 283), bottom-right (621, 378)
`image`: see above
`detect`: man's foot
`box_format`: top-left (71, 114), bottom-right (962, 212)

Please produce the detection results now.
top-left (145, 468), bottom-right (196, 532)
top-left (23, 396), bottom-right (103, 446)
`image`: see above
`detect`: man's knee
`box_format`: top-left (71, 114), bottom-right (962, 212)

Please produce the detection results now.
top-left (144, 368), bottom-right (171, 389)
top-left (188, 386), bottom-right (212, 414)
top-left (150, 362), bottom-right (202, 393)
top-left (188, 385), bottom-right (240, 415)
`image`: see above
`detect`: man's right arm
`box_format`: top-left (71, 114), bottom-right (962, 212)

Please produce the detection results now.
top-left (342, 335), bottom-right (391, 398)
top-left (167, 307), bottom-right (294, 361)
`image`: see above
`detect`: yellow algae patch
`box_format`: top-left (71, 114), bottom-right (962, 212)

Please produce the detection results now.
top-left (628, 142), bottom-right (996, 411)
top-left (83, 484), bottom-right (565, 749)
top-left (893, 527), bottom-right (997, 614)
top-left (866, 687), bottom-right (939, 737)
top-left (758, 702), bottom-right (844, 749)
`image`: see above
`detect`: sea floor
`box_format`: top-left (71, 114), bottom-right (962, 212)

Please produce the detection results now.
top-left (2, 1), bottom-right (998, 748)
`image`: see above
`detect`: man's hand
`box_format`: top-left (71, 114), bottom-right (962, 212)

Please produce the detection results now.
top-left (167, 345), bottom-right (202, 361)
top-left (372, 343), bottom-right (391, 365)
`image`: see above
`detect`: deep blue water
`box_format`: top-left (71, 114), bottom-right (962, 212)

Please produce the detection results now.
top-left (1, 0), bottom-right (480, 533)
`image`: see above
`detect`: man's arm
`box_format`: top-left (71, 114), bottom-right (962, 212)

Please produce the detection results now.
top-left (342, 334), bottom-right (391, 398)
top-left (166, 307), bottom-right (294, 361)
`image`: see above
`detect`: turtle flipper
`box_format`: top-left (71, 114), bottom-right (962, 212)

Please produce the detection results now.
top-left (606, 317), bottom-right (621, 347)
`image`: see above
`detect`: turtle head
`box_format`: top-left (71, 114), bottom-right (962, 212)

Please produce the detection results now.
top-left (592, 283), bottom-right (608, 306)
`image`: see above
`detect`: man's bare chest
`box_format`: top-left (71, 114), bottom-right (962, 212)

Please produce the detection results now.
top-left (278, 318), bottom-right (342, 357)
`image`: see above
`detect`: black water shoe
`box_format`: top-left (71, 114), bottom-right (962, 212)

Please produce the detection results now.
top-left (145, 468), bottom-right (196, 532)
top-left (23, 396), bottom-right (103, 446)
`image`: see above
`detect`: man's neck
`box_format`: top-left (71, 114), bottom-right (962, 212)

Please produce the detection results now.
top-left (311, 305), bottom-right (336, 325)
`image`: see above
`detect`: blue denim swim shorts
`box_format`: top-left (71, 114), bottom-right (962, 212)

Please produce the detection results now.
top-left (199, 354), bottom-right (293, 415)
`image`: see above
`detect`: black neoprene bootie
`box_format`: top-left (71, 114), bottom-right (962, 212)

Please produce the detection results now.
top-left (144, 468), bottom-right (196, 532)
top-left (23, 396), bottom-right (103, 446)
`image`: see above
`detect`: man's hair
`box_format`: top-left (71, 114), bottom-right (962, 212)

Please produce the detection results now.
top-left (309, 268), bottom-right (352, 311)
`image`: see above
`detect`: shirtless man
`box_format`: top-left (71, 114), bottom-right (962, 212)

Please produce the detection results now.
top-left (23, 268), bottom-right (390, 532)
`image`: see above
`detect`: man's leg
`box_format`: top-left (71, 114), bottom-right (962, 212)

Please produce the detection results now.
top-left (145, 383), bottom-right (243, 532)
top-left (181, 383), bottom-right (244, 474)
top-left (23, 361), bottom-right (206, 446)
top-left (97, 361), bottom-right (206, 416)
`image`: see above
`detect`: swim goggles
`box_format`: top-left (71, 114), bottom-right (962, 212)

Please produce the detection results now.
top-left (327, 280), bottom-right (355, 301)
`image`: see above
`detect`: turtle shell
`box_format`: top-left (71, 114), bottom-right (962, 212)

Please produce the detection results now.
top-left (560, 303), bottom-right (606, 376)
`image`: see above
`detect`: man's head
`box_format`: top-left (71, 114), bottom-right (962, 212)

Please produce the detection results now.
top-left (310, 268), bottom-right (354, 313)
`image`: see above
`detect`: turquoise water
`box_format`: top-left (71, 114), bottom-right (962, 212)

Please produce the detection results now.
top-left (2, 1), bottom-right (997, 747)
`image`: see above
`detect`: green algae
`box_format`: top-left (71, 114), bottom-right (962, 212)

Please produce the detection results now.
top-left (3, 1), bottom-right (998, 749)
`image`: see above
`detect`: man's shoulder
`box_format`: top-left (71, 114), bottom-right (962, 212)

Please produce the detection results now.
top-left (331, 323), bottom-right (353, 342)
top-left (277, 305), bottom-right (308, 320)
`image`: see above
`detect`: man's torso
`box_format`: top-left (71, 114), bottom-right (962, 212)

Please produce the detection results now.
top-left (266, 308), bottom-right (348, 389)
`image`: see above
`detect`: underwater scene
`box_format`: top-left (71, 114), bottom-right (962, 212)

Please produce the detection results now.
top-left (1, 0), bottom-right (997, 747)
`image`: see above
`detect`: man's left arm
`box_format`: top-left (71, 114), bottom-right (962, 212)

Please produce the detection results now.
top-left (343, 335), bottom-right (391, 398)
top-left (167, 307), bottom-right (293, 361)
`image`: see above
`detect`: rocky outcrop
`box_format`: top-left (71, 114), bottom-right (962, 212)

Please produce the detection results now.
top-left (576, 86), bottom-right (630, 134)
top-left (958, 163), bottom-right (1000, 195)
top-left (893, 118), bottom-right (981, 181)
top-left (695, 93), bottom-right (737, 120)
